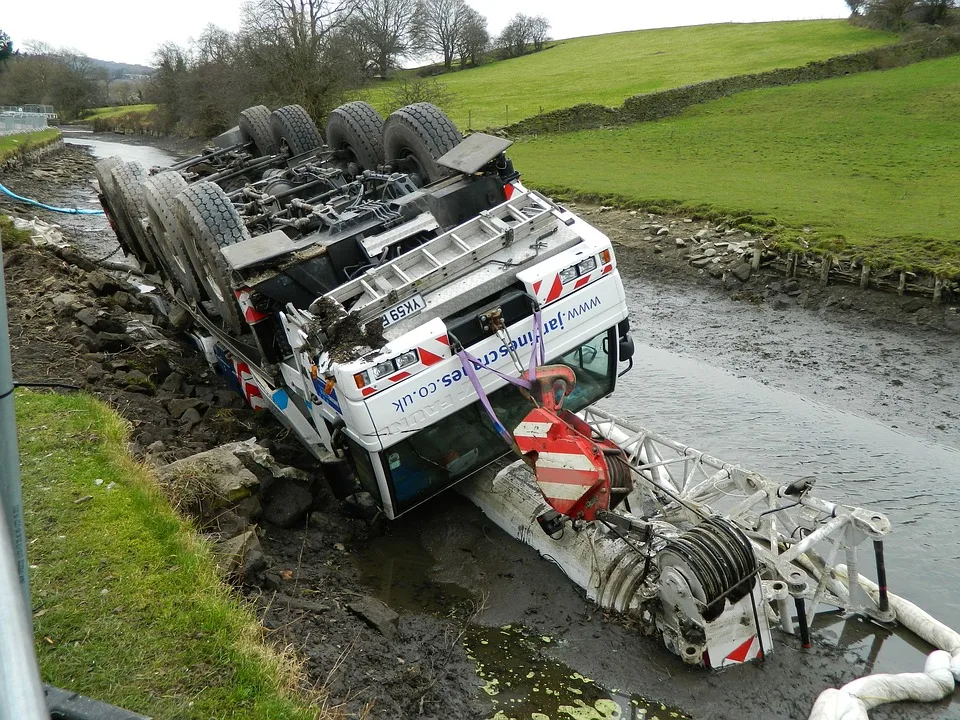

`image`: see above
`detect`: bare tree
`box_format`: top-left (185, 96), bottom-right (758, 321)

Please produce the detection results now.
top-left (845, 0), bottom-right (867, 14)
top-left (865, 0), bottom-right (917, 29)
top-left (497, 13), bottom-right (532, 58)
top-left (456, 7), bottom-right (488, 68)
top-left (412, 0), bottom-right (468, 70)
top-left (354, 0), bottom-right (418, 76)
top-left (916, 0), bottom-right (956, 23)
top-left (529, 15), bottom-right (550, 52)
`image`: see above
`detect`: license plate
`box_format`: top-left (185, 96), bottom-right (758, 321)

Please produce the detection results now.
top-left (380, 294), bottom-right (425, 328)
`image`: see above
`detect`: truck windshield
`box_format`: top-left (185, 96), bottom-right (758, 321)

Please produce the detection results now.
top-left (382, 326), bottom-right (617, 515)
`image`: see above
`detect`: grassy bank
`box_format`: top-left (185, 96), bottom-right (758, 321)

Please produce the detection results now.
top-left (16, 390), bottom-right (323, 720)
top-left (511, 55), bottom-right (960, 277)
top-left (81, 104), bottom-right (157, 121)
top-left (0, 129), bottom-right (62, 163)
top-left (364, 20), bottom-right (894, 130)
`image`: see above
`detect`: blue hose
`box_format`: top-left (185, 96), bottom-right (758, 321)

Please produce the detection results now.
top-left (0, 181), bottom-right (104, 215)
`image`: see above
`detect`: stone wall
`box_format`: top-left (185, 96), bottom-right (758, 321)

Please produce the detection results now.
top-left (503, 35), bottom-right (960, 137)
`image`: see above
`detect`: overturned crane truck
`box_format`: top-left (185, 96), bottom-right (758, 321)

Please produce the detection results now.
top-left (96, 102), bottom-right (960, 718)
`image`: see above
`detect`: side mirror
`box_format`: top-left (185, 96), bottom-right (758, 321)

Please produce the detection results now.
top-left (618, 335), bottom-right (635, 362)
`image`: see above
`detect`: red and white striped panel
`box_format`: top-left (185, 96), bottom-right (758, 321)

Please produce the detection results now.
top-left (234, 360), bottom-right (268, 411)
top-left (513, 408), bottom-right (610, 519)
top-left (528, 261), bottom-right (614, 306)
top-left (235, 288), bottom-right (271, 324)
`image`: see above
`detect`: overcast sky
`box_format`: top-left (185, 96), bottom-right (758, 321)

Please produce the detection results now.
top-left (4, 0), bottom-right (851, 66)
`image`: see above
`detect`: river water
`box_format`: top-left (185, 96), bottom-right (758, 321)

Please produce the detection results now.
top-left (63, 135), bottom-right (960, 719)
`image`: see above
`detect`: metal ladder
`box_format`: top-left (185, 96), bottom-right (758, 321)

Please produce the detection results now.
top-left (322, 190), bottom-right (558, 324)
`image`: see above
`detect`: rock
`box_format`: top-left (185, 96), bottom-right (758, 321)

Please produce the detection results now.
top-left (675, 238), bottom-right (686, 247)
top-left (656, 227), bottom-right (669, 236)
top-left (157, 440), bottom-right (263, 509)
top-left (708, 265), bottom-right (724, 279)
top-left (232, 495), bottom-right (263, 522)
top-left (145, 440), bottom-right (166, 456)
top-left (52, 292), bottom-right (79, 309)
top-left (732, 263), bottom-right (753, 282)
top-left (261, 478), bottom-right (314, 529)
top-left (348, 596), bottom-right (399, 640)
top-left (696, 229), bottom-right (710, 240)
top-left (783, 279), bottom-right (801, 295)
top-left (160, 371), bottom-right (183, 394)
top-left (74, 307), bottom-right (99, 328)
top-left (772, 294), bottom-right (793, 310)
top-left (87, 270), bottom-right (127, 296)
top-left (125, 369), bottom-right (150, 385)
top-left (211, 509), bottom-right (250, 539)
top-left (167, 397), bottom-right (206, 419)
top-left (241, 549), bottom-right (269, 582)
top-left (168, 304), bottom-right (192, 330)
top-left (597, 205), bottom-right (613, 212)
top-left (180, 407), bottom-right (202, 429)
top-left (703, 248), bottom-right (717, 257)
top-left (690, 256), bottom-right (713, 268)
top-left (215, 530), bottom-right (263, 575)
top-left (276, 593), bottom-right (331, 615)
top-left (901, 298), bottom-right (926, 313)
top-left (724, 228), bottom-right (736, 236)
top-left (722, 273), bottom-right (740, 290)
top-left (653, 245), bottom-right (662, 254)
top-left (92, 332), bottom-right (131, 353)
top-left (85, 363), bottom-right (105, 382)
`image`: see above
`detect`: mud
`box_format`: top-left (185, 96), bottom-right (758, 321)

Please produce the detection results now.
top-left (5, 140), bottom-right (960, 719)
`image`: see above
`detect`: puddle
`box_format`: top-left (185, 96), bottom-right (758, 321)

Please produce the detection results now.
top-left (466, 625), bottom-right (688, 720)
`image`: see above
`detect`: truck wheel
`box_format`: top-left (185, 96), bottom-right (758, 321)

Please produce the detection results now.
top-left (270, 105), bottom-right (323, 157)
top-left (239, 105), bottom-right (277, 157)
top-left (326, 101), bottom-right (384, 172)
top-left (95, 157), bottom-right (137, 259)
top-left (142, 172), bottom-right (204, 301)
top-left (174, 181), bottom-right (249, 335)
top-left (383, 103), bottom-right (462, 187)
top-left (110, 161), bottom-right (160, 271)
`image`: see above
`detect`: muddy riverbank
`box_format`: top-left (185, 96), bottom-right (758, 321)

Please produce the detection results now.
top-left (3, 140), bottom-right (960, 719)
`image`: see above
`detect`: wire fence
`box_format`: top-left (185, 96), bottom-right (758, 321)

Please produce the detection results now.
top-left (0, 113), bottom-right (52, 137)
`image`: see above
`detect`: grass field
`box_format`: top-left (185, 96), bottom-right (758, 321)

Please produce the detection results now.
top-left (510, 55), bottom-right (960, 276)
top-left (81, 104), bottom-right (156, 120)
top-left (364, 20), bottom-right (895, 130)
top-left (16, 391), bottom-right (325, 720)
top-left (0, 129), bottom-right (61, 162)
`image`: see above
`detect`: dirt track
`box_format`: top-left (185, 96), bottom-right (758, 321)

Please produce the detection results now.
top-left (3, 142), bottom-right (960, 719)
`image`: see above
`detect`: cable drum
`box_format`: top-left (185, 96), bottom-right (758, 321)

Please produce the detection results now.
top-left (604, 453), bottom-right (633, 509)
top-left (660, 516), bottom-right (758, 621)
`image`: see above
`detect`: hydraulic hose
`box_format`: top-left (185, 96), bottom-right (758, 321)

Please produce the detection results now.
top-left (0, 181), bottom-right (104, 215)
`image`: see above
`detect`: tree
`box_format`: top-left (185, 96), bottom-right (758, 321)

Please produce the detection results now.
top-left (916, 0), bottom-right (956, 23)
top-left (455, 7), bottom-right (488, 68)
top-left (865, 0), bottom-right (917, 30)
top-left (0, 31), bottom-right (13, 71)
top-left (240, 0), bottom-right (359, 119)
top-left (412, 0), bottom-right (468, 70)
top-left (845, 0), bottom-right (867, 14)
top-left (529, 15), bottom-right (550, 52)
top-left (497, 13), bottom-right (532, 58)
top-left (353, 0), bottom-right (418, 76)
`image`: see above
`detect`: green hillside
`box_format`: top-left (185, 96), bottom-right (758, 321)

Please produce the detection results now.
top-left (366, 20), bottom-right (895, 130)
top-left (509, 56), bottom-right (960, 276)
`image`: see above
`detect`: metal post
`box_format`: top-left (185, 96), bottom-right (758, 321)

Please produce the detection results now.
top-left (0, 237), bottom-right (31, 612)
top-left (0, 480), bottom-right (47, 720)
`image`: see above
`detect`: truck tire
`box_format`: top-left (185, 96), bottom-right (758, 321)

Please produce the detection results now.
top-left (110, 161), bottom-right (160, 271)
top-left (95, 156), bottom-right (137, 258)
top-left (270, 105), bottom-right (323, 157)
top-left (239, 105), bottom-right (277, 157)
top-left (383, 103), bottom-right (462, 187)
top-left (326, 101), bottom-right (384, 172)
top-left (142, 172), bottom-right (204, 301)
top-left (174, 181), bottom-right (249, 335)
